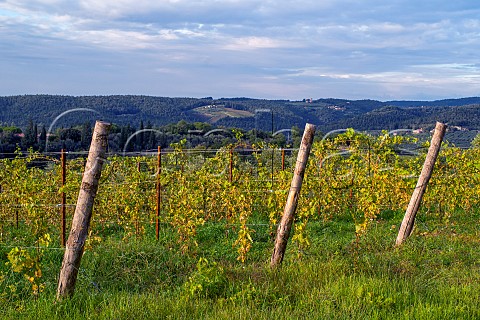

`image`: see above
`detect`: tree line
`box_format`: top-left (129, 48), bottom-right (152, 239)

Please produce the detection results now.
top-left (2, 95), bottom-right (480, 134)
top-left (0, 119), bottom-right (300, 157)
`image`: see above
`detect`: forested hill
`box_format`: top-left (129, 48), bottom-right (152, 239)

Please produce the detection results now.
top-left (1, 95), bottom-right (480, 131)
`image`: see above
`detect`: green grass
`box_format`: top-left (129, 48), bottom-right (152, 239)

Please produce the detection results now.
top-left (1, 208), bottom-right (479, 319)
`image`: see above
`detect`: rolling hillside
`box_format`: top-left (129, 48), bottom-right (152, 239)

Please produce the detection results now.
top-left (1, 95), bottom-right (479, 134)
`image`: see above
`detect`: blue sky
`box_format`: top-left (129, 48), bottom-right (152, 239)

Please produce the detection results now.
top-left (1, 0), bottom-right (479, 100)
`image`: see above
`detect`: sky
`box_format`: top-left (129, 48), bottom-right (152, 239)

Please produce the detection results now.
top-left (1, 0), bottom-right (480, 101)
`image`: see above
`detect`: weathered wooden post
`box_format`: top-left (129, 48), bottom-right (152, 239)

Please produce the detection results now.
top-left (57, 121), bottom-right (110, 300)
top-left (271, 123), bottom-right (316, 267)
top-left (396, 122), bottom-right (446, 246)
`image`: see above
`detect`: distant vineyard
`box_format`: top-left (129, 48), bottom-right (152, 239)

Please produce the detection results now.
top-left (0, 130), bottom-right (479, 262)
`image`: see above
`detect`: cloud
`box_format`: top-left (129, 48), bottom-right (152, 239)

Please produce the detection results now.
top-left (281, 62), bottom-right (480, 100)
top-left (68, 29), bottom-right (175, 50)
top-left (289, 62), bottom-right (480, 83)
top-left (222, 36), bottom-right (298, 50)
top-left (1, 0), bottom-right (480, 100)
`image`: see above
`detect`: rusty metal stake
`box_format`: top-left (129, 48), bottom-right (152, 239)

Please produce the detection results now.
top-left (156, 146), bottom-right (162, 240)
top-left (60, 149), bottom-right (66, 247)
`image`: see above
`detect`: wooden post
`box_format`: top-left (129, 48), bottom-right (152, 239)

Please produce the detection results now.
top-left (156, 146), bottom-right (161, 240)
top-left (396, 122), bottom-right (446, 246)
top-left (57, 121), bottom-right (111, 300)
top-left (60, 149), bottom-right (67, 247)
top-left (271, 123), bottom-right (316, 267)
top-left (281, 148), bottom-right (285, 171)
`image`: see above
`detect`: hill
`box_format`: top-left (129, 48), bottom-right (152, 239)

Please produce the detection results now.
top-left (1, 95), bottom-right (479, 135)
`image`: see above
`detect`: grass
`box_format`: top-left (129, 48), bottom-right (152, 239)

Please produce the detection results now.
top-left (192, 105), bottom-right (254, 123)
top-left (1, 208), bottom-right (479, 319)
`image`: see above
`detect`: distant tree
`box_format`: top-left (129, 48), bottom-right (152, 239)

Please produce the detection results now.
top-left (119, 126), bottom-right (128, 151)
top-left (34, 124), bottom-right (38, 143)
top-left (59, 128), bottom-right (82, 142)
top-left (175, 120), bottom-right (190, 135)
top-left (0, 126), bottom-right (22, 153)
top-left (143, 121), bottom-right (151, 149)
top-left (81, 122), bottom-right (93, 149)
top-left (38, 126), bottom-right (47, 151)
top-left (24, 119), bottom-right (37, 148)
top-left (291, 126), bottom-right (301, 148)
top-left (121, 125), bottom-right (136, 152)
top-left (271, 132), bottom-right (287, 147)
top-left (194, 122), bottom-right (212, 132)
top-left (136, 120), bottom-right (145, 150)
top-left (145, 121), bottom-right (157, 150)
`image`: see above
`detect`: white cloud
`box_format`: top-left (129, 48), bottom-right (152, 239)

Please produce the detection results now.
top-left (290, 64), bottom-right (480, 82)
top-left (282, 63), bottom-right (480, 100)
top-left (1, 0), bottom-right (480, 99)
top-left (76, 0), bottom-right (266, 20)
top-left (222, 36), bottom-right (297, 50)
top-left (69, 29), bottom-right (171, 50)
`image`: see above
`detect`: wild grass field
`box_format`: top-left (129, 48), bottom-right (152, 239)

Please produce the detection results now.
top-left (1, 207), bottom-right (479, 319)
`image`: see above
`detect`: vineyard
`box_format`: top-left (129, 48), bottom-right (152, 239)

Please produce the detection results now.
top-left (1, 129), bottom-right (479, 318)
